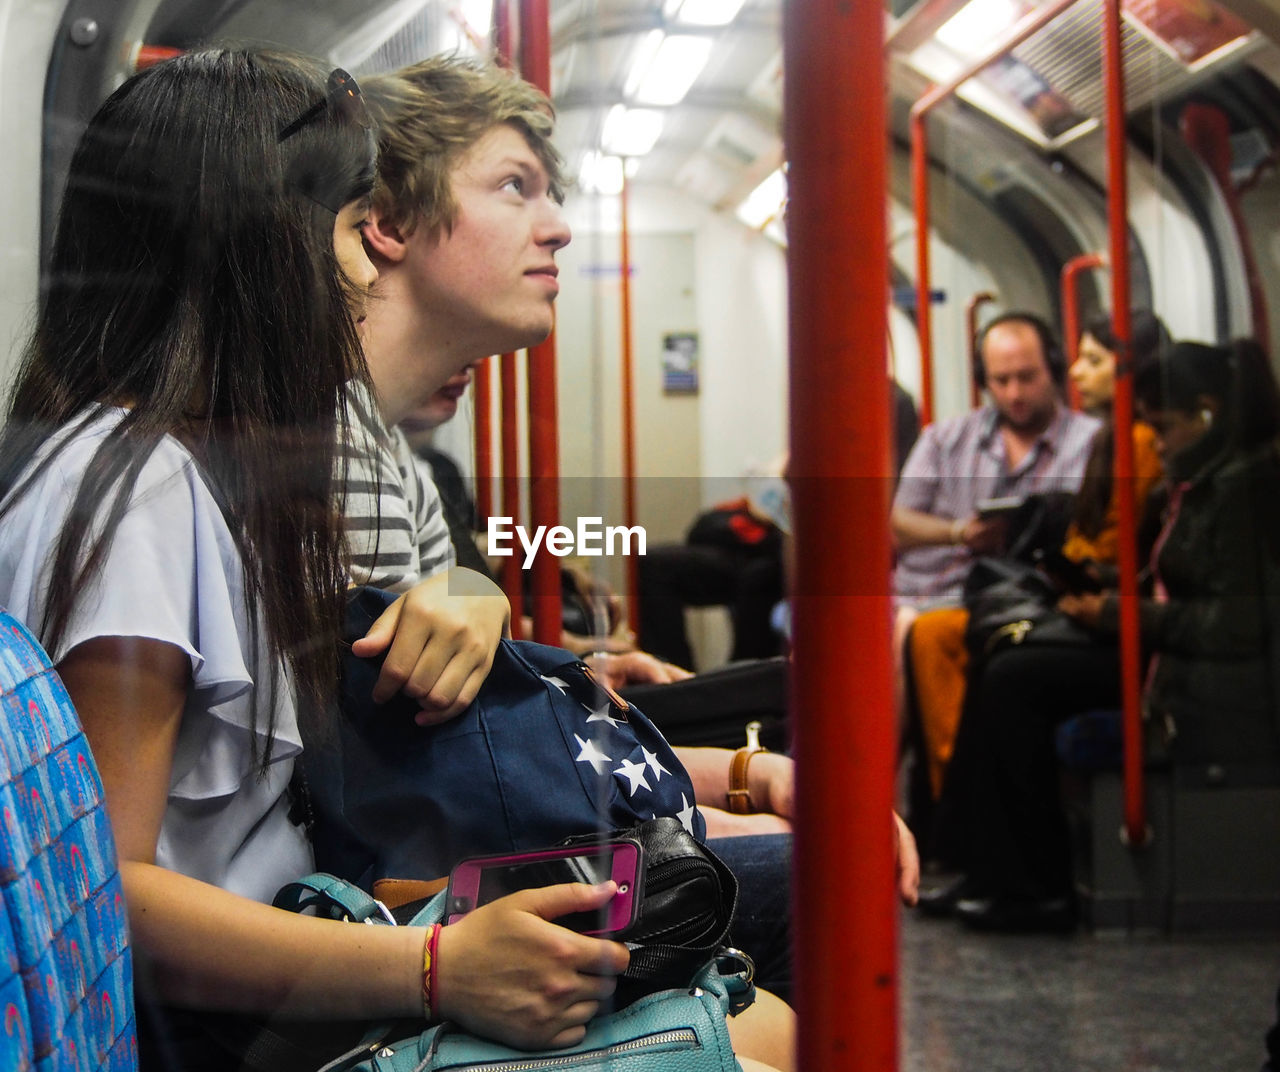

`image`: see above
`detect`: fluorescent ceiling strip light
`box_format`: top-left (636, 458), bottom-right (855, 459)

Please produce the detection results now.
top-left (578, 151), bottom-right (638, 195)
top-left (936, 0), bottom-right (1025, 57)
top-left (623, 29), bottom-right (666, 98)
top-left (736, 167), bottom-right (786, 229)
top-left (459, 0), bottom-right (492, 36)
top-left (631, 35), bottom-right (714, 105)
top-left (601, 104), bottom-right (666, 157)
top-left (664, 0), bottom-right (747, 26)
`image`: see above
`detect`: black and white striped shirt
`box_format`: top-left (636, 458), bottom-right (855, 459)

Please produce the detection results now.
top-left (339, 382), bottom-right (455, 592)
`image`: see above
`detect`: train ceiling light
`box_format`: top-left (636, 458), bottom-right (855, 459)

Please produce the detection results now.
top-left (578, 149), bottom-right (638, 194)
top-left (601, 103), bottom-right (666, 156)
top-left (935, 0), bottom-right (1028, 57)
top-left (624, 31), bottom-right (715, 105)
top-left (735, 166), bottom-right (784, 227)
top-left (663, 0), bottom-right (748, 26)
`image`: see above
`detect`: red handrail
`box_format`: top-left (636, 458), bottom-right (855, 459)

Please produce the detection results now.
top-left (1103, 0), bottom-right (1148, 849)
top-left (786, 0), bottom-right (896, 1067)
top-left (492, 0), bottom-right (521, 631)
top-left (473, 360), bottom-right (494, 523)
top-left (492, 0), bottom-right (517, 68)
top-left (500, 353), bottom-right (525, 638)
top-left (519, 0), bottom-right (563, 645)
top-left (965, 291), bottom-right (997, 409)
top-left (909, 0), bottom-right (1077, 426)
top-left (910, 115), bottom-right (935, 425)
top-left (619, 171), bottom-right (641, 637)
top-left (1061, 254), bottom-right (1107, 411)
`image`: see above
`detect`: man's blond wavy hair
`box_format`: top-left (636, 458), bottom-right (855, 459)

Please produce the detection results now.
top-left (362, 55), bottom-right (566, 238)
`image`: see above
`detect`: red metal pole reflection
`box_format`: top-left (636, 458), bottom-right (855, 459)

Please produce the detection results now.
top-left (1061, 253), bottom-right (1107, 411)
top-left (786, 0), bottom-right (896, 1067)
top-left (1103, 0), bottom-right (1148, 848)
top-left (908, 0), bottom-right (1076, 427)
top-left (965, 291), bottom-right (997, 409)
top-left (473, 360), bottom-right (494, 523)
top-left (519, 0), bottom-right (563, 645)
top-left (619, 170), bottom-right (641, 636)
top-left (500, 353), bottom-right (525, 638)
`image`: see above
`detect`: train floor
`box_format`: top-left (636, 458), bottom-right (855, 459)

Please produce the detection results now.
top-left (901, 904), bottom-right (1279, 1071)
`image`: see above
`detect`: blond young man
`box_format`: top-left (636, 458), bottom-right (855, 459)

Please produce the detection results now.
top-left (333, 56), bottom-right (821, 1071)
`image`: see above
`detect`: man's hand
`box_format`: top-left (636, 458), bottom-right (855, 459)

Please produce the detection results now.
top-left (958, 516), bottom-right (1008, 555)
top-left (351, 568), bottom-right (509, 723)
top-left (585, 651), bottom-right (692, 691)
top-left (894, 812), bottom-right (920, 906)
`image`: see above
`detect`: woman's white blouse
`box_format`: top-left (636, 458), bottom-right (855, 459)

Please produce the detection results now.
top-left (0, 409), bottom-right (314, 902)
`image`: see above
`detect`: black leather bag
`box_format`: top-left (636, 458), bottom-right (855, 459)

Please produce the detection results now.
top-left (561, 816), bottom-right (741, 1006)
top-left (963, 558), bottom-right (1094, 658)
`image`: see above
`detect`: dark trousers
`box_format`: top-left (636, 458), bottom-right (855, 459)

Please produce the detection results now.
top-left (949, 640), bottom-right (1121, 899)
top-left (707, 833), bottom-right (792, 1003)
top-left (638, 544), bottom-right (783, 669)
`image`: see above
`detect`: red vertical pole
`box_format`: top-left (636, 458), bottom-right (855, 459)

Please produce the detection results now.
top-left (908, 0), bottom-right (1078, 429)
top-left (492, 0), bottom-right (517, 68)
top-left (519, 0), bottom-right (563, 646)
top-left (965, 291), bottom-right (997, 409)
top-left (911, 110), bottom-right (935, 427)
top-left (473, 360), bottom-right (494, 523)
top-left (500, 352), bottom-right (525, 638)
top-left (1061, 253), bottom-right (1107, 411)
top-left (492, 0), bottom-right (522, 630)
top-left (1103, 0), bottom-right (1148, 848)
top-left (619, 170), bottom-right (641, 636)
top-left (787, 0), bottom-right (896, 1069)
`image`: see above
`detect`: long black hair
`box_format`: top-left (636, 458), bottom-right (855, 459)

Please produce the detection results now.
top-left (0, 48), bottom-right (376, 764)
top-left (1072, 310), bottom-right (1170, 539)
top-left (1135, 338), bottom-right (1280, 454)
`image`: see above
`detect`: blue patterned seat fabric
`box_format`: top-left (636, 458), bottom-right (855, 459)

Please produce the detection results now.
top-left (0, 607), bottom-right (136, 1071)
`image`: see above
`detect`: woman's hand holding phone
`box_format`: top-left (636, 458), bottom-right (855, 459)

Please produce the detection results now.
top-left (434, 883), bottom-right (631, 1050)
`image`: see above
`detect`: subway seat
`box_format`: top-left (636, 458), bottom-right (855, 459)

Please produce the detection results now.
top-left (0, 606), bottom-right (136, 1070)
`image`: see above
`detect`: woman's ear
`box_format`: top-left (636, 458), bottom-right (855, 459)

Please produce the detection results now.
top-left (362, 206), bottom-right (409, 263)
top-left (1196, 394), bottom-right (1221, 425)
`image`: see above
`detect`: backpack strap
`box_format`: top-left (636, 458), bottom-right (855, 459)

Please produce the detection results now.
top-left (272, 872), bottom-right (398, 925)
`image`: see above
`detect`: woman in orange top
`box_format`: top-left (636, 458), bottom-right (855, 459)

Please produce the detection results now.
top-left (908, 312), bottom-right (1167, 812)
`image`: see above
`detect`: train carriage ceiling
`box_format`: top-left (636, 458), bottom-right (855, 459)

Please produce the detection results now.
top-left (40, 0), bottom-right (1280, 247)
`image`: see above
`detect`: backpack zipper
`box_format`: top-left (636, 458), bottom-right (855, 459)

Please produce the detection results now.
top-left (440, 1028), bottom-right (701, 1070)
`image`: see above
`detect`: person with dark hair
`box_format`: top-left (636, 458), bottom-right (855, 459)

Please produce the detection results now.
top-left (908, 312), bottom-right (1168, 823)
top-left (0, 48), bottom-right (645, 1062)
top-left (938, 337), bottom-right (1280, 932)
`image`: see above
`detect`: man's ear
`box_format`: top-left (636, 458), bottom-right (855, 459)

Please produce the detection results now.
top-left (363, 205), bottom-right (409, 264)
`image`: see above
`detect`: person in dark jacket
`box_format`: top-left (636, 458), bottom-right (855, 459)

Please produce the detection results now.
top-left (938, 338), bottom-right (1280, 932)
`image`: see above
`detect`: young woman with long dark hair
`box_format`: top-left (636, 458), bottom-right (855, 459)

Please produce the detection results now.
top-left (0, 48), bottom-right (637, 1061)
top-left (0, 48), bottom-right (796, 1072)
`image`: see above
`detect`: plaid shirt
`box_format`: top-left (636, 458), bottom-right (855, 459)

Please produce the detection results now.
top-left (893, 404), bottom-right (1101, 608)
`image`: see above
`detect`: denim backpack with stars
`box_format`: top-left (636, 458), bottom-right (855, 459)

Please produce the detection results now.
top-left (302, 586), bottom-right (705, 885)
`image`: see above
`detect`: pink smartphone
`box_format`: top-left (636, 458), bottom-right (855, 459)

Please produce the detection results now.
top-left (445, 840), bottom-right (644, 935)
